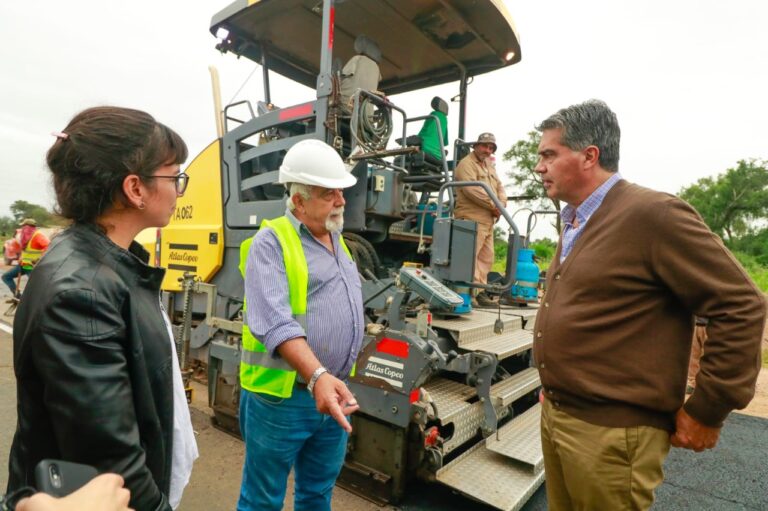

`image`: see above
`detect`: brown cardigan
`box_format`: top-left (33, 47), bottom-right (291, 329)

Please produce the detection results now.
top-left (533, 180), bottom-right (766, 431)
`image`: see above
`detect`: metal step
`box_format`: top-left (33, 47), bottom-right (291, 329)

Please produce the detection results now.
top-left (430, 309), bottom-right (523, 346)
top-left (422, 370), bottom-right (540, 454)
top-left (490, 368), bottom-right (541, 407)
top-left (499, 306), bottom-right (539, 331)
top-left (423, 377), bottom-right (477, 423)
top-left (436, 438), bottom-right (545, 511)
top-left (461, 329), bottom-right (533, 360)
top-left (422, 377), bottom-right (480, 454)
top-left (486, 403), bottom-right (543, 472)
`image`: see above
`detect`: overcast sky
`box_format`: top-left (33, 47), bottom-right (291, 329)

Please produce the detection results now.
top-left (1, 1), bottom-right (766, 240)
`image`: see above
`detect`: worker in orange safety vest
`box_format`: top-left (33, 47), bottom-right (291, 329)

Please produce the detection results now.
top-left (2, 218), bottom-right (50, 297)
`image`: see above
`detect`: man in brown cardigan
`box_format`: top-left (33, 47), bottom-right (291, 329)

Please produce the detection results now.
top-left (532, 99), bottom-right (766, 510)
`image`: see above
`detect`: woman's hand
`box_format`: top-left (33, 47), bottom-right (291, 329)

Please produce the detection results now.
top-left (15, 474), bottom-right (132, 511)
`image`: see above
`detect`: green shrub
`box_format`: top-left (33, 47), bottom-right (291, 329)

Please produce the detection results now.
top-left (493, 237), bottom-right (556, 274)
top-left (732, 251), bottom-right (768, 292)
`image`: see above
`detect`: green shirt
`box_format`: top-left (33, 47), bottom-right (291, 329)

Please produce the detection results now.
top-left (417, 110), bottom-right (448, 161)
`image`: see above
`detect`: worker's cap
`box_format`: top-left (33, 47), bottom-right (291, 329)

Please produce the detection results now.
top-left (473, 132), bottom-right (497, 153)
top-left (20, 218), bottom-right (37, 227)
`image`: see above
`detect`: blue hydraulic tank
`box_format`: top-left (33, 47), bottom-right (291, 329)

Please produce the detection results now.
top-left (510, 248), bottom-right (540, 303)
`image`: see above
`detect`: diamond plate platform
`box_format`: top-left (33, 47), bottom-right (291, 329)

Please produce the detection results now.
top-left (423, 377), bottom-right (477, 423)
top-left (436, 439), bottom-right (545, 511)
top-left (461, 329), bottom-right (533, 359)
top-left (499, 306), bottom-right (539, 331)
top-left (486, 403), bottom-right (543, 472)
top-left (422, 377), bottom-right (481, 453)
top-left (490, 368), bottom-right (540, 407)
top-left (422, 372), bottom-right (541, 454)
top-left (429, 310), bottom-right (523, 345)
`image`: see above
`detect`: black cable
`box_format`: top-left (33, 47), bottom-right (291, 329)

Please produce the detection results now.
top-left (363, 281), bottom-right (395, 306)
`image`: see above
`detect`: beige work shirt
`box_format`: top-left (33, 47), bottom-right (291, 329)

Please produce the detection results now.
top-left (453, 152), bottom-right (507, 225)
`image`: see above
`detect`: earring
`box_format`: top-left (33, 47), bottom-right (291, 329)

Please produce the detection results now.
top-left (138, 201), bottom-right (145, 210)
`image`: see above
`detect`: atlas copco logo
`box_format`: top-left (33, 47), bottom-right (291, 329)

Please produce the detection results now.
top-left (361, 337), bottom-right (410, 388)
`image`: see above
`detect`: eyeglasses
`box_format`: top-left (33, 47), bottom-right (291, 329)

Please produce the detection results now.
top-left (149, 172), bottom-right (190, 195)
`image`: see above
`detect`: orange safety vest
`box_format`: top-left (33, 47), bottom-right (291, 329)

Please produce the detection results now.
top-left (20, 230), bottom-right (49, 269)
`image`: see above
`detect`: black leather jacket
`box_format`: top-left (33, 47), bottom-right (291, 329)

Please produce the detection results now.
top-left (8, 223), bottom-right (174, 511)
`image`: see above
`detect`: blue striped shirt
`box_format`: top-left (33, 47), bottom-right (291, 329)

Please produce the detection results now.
top-left (560, 173), bottom-right (623, 263)
top-left (245, 210), bottom-right (364, 378)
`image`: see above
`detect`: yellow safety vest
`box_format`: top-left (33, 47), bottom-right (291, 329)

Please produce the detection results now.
top-left (239, 216), bottom-right (353, 398)
top-left (20, 231), bottom-right (46, 269)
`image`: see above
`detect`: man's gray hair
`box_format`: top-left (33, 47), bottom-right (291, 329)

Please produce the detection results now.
top-left (536, 99), bottom-right (621, 172)
top-left (285, 182), bottom-right (312, 211)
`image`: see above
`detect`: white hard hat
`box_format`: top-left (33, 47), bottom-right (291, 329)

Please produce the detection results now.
top-left (278, 139), bottom-right (357, 189)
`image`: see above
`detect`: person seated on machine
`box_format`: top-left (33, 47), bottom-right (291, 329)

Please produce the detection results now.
top-left (339, 35), bottom-right (382, 115)
top-left (416, 96), bottom-right (449, 165)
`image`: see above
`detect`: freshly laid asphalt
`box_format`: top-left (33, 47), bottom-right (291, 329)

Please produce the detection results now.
top-left (395, 412), bottom-right (768, 511)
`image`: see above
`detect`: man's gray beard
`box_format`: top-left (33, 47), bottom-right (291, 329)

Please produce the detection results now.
top-left (326, 218), bottom-right (344, 232)
top-left (325, 208), bottom-right (344, 232)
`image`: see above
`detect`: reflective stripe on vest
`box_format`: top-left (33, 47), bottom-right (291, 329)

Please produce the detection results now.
top-left (239, 216), bottom-right (353, 398)
top-left (20, 231), bottom-right (45, 269)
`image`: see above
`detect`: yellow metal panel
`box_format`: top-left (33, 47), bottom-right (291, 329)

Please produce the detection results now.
top-left (159, 140), bottom-right (224, 291)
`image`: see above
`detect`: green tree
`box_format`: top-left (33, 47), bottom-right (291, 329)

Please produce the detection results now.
top-left (679, 159), bottom-right (768, 242)
top-left (0, 216), bottom-right (15, 238)
top-left (728, 228), bottom-right (768, 266)
top-left (9, 200), bottom-right (56, 227)
top-left (502, 131), bottom-right (562, 234)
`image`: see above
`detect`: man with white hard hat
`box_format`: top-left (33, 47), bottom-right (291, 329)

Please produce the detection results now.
top-left (237, 139), bottom-right (364, 511)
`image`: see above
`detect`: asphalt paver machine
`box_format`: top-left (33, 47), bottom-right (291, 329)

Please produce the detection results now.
top-left (150, 1), bottom-right (544, 509)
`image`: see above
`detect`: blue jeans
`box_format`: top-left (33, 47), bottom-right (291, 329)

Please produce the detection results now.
top-left (2, 265), bottom-right (30, 296)
top-left (237, 387), bottom-right (349, 511)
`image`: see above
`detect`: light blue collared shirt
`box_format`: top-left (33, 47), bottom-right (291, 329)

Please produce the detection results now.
top-left (245, 210), bottom-right (364, 378)
top-left (560, 173), bottom-right (623, 263)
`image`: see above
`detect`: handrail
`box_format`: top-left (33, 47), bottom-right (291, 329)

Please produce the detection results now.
top-left (436, 181), bottom-right (521, 293)
top-left (223, 100), bottom-right (256, 133)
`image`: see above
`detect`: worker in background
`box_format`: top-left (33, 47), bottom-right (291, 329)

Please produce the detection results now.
top-left (339, 35), bottom-right (382, 114)
top-left (237, 139), bottom-right (364, 511)
top-left (2, 218), bottom-right (49, 297)
top-left (453, 132), bottom-right (507, 307)
top-left (417, 96), bottom-right (449, 164)
top-left (533, 99), bottom-right (766, 511)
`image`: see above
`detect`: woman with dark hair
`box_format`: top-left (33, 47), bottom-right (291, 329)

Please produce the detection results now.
top-left (7, 106), bottom-right (198, 511)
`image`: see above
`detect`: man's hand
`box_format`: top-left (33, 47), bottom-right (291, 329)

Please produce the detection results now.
top-left (16, 474), bottom-right (132, 511)
top-left (312, 373), bottom-right (359, 433)
top-left (670, 407), bottom-right (721, 452)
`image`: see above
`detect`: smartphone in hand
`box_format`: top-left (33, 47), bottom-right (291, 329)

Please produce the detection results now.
top-left (34, 459), bottom-right (99, 498)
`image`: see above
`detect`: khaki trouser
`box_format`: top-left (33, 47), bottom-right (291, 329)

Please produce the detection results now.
top-left (687, 325), bottom-right (708, 388)
top-left (473, 222), bottom-right (494, 285)
top-left (541, 398), bottom-right (670, 511)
